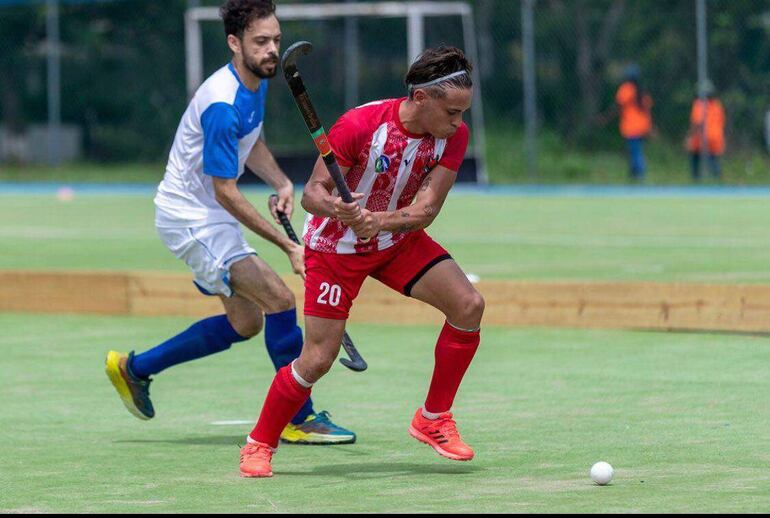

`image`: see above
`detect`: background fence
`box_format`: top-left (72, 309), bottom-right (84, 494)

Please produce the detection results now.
top-left (1, 0), bottom-right (769, 183)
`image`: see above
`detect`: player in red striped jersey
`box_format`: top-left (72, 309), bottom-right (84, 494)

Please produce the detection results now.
top-left (240, 46), bottom-right (485, 477)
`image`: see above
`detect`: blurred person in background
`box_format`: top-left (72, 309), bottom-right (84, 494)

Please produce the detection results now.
top-left (615, 64), bottom-right (653, 182)
top-left (687, 79), bottom-right (725, 182)
top-left (104, 0), bottom-right (355, 446)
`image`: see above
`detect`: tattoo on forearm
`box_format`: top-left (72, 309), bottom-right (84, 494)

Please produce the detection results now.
top-left (397, 210), bottom-right (414, 232)
top-left (395, 205), bottom-right (433, 233)
top-left (420, 175), bottom-right (433, 191)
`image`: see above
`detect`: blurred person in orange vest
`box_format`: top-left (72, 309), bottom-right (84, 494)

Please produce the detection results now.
top-left (687, 79), bottom-right (725, 181)
top-left (615, 64), bottom-right (653, 182)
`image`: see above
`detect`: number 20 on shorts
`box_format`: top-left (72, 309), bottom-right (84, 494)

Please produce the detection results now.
top-left (317, 282), bottom-right (342, 306)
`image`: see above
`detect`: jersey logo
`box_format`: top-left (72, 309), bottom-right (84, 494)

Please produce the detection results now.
top-left (375, 155), bottom-right (391, 173)
top-left (248, 111), bottom-right (256, 124)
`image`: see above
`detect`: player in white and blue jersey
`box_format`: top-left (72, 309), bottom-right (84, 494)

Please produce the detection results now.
top-left (105, 0), bottom-right (355, 445)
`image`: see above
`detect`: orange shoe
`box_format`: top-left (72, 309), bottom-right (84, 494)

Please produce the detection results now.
top-left (239, 441), bottom-right (274, 478)
top-left (408, 409), bottom-right (475, 461)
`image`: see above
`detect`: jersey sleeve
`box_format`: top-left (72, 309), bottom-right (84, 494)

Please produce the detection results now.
top-left (438, 123), bottom-right (469, 171)
top-left (200, 102), bottom-right (240, 178)
top-left (327, 110), bottom-right (369, 168)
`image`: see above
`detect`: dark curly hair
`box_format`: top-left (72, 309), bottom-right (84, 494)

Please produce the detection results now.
top-left (220, 0), bottom-right (276, 39)
top-left (405, 46), bottom-right (473, 100)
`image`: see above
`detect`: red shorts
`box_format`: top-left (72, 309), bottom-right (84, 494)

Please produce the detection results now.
top-left (304, 230), bottom-right (452, 320)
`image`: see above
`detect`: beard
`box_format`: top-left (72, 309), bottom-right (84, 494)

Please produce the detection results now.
top-left (244, 54), bottom-right (278, 79)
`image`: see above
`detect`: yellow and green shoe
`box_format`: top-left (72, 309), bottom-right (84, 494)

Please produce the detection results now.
top-left (280, 411), bottom-right (356, 445)
top-left (105, 350), bottom-right (155, 420)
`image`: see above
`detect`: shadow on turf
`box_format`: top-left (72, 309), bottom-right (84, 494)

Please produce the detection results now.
top-left (278, 462), bottom-right (482, 478)
top-left (115, 436), bottom-right (482, 477)
top-left (117, 435), bottom-right (261, 446)
top-left (116, 435), bottom-right (371, 458)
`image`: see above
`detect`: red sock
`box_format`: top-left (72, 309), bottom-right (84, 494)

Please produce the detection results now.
top-left (249, 365), bottom-right (312, 448)
top-left (424, 321), bottom-right (481, 414)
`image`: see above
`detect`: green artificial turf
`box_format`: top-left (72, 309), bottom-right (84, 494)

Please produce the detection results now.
top-left (0, 314), bottom-right (767, 512)
top-left (2, 191), bottom-right (770, 283)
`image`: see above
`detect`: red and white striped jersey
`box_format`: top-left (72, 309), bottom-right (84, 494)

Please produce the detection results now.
top-left (303, 97), bottom-right (469, 254)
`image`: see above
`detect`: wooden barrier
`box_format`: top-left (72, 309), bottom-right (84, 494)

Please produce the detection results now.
top-left (2, 270), bottom-right (770, 332)
top-left (0, 270), bottom-right (130, 315)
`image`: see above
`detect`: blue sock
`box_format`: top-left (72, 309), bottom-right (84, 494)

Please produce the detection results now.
top-left (264, 308), bottom-right (314, 425)
top-left (130, 315), bottom-right (248, 378)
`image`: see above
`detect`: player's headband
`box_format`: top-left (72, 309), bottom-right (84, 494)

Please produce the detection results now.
top-left (408, 70), bottom-right (469, 92)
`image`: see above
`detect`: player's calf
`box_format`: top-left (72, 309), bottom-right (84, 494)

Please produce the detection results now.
top-left (248, 364), bottom-right (313, 449)
top-left (222, 301), bottom-right (264, 339)
top-left (296, 316), bottom-right (348, 384)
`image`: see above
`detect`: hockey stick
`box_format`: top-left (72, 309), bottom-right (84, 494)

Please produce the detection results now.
top-left (280, 40), bottom-right (370, 244)
top-left (268, 194), bottom-right (368, 372)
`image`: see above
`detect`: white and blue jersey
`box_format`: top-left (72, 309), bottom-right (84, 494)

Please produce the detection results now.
top-left (155, 63), bottom-right (267, 228)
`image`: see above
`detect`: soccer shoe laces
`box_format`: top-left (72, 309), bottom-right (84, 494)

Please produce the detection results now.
top-left (314, 410), bottom-right (333, 422)
top-left (240, 442), bottom-right (273, 461)
top-left (438, 414), bottom-right (460, 438)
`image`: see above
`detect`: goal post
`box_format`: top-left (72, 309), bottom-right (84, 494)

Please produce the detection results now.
top-left (185, 1), bottom-right (488, 184)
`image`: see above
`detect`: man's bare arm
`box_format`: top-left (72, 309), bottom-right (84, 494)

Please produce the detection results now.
top-left (301, 155), bottom-right (351, 218)
top-left (374, 166), bottom-right (456, 233)
top-left (246, 138), bottom-right (291, 191)
top-left (213, 177), bottom-right (293, 250)
top-left (246, 138), bottom-right (295, 220)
